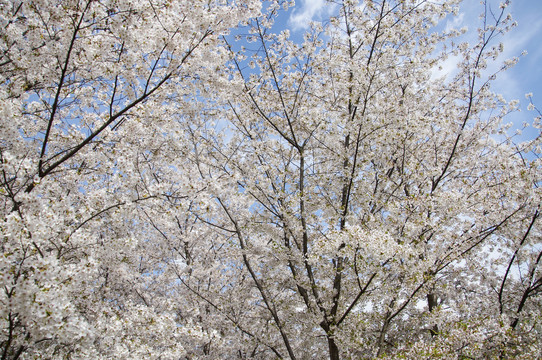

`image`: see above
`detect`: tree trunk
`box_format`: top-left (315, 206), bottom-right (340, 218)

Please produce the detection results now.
top-left (327, 335), bottom-right (340, 360)
top-left (427, 293), bottom-right (439, 337)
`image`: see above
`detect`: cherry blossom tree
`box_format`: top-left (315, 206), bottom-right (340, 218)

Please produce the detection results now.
top-left (160, 0), bottom-right (541, 359)
top-left (0, 0), bottom-right (260, 358)
top-left (1, 0), bottom-right (541, 359)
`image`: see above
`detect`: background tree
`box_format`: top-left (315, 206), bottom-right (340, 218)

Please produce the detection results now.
top-left (0, 0), bottom-right (260, 358)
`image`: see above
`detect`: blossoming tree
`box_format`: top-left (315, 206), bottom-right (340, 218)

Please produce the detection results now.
top-left (162, 0), bottom-right (541, 358)
top-left (0, 0), bottom-right (260, 358)
top-left (1, 0), bottom-right (541, 359)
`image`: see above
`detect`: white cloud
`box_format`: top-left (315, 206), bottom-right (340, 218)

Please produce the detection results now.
top-left (288, 0), bottom-right (331, 31)
top-left (445, 12), bottom-right (465, 33)
top-left (488, 8), bottom-right (542, 101)
top-left (430, 54), bottom-right (462, 83)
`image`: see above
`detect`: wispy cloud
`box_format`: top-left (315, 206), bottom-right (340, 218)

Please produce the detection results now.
top-left (485, 3), bottom-right (542, 104)
top-left (288, 0), bottom-right (334, 31)
top-left (445, 12), bottom-right (465, 33)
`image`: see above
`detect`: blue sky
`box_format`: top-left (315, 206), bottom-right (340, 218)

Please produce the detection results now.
top-left (272, 0), bottom-right (542, 139)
